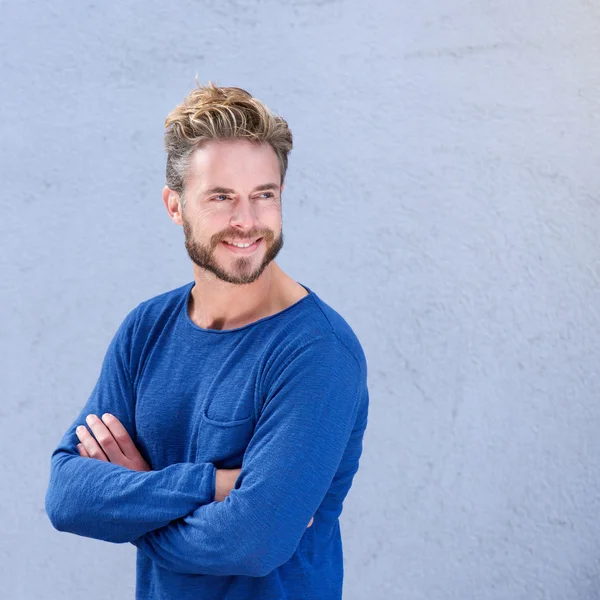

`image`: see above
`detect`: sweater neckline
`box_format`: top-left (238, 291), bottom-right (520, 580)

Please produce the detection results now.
top-left (181, 281), bottom-right (315, 334)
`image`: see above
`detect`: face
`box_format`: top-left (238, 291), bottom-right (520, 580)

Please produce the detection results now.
top-left (178, 139), bottom-right (284, 285)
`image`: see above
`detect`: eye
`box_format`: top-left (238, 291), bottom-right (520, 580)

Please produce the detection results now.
top-left (258, 192), bottom-right (275, 199)
top-left (214, 194), bottom-right (230, 202)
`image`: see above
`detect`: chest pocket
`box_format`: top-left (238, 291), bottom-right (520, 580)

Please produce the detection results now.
top-left (198, 405), bottom-right (256, 468)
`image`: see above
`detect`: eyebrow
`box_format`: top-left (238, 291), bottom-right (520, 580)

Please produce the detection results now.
top-left (203, 183), bottom-right (280, 196)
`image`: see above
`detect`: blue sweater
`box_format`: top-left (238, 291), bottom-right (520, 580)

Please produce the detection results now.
top-left (45, 281), bottom-right (369, 599)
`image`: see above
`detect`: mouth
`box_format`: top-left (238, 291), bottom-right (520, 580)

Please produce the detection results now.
top-left (221, 238), bottom-right (263, 254)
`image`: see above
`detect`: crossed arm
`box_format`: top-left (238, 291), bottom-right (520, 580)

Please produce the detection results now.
top-left (46, 314), bottom-right (366, 577)
top-left (74, 411), bottom-right (313, 526)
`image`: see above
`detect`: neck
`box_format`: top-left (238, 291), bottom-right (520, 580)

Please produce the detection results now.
top-left (188, 261), bottom-right (290, 330)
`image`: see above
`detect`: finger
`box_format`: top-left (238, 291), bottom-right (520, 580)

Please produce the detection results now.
top-left (84, 414), bottom-right (124, 463)
top-left (77, 443), bottom-right (90, 458)
top-left (76, 425), bottom-right (108, 462)
top-left (101, 413), bottom-right (142, 461)
top-left (308, 517), bottom-right (314, 527)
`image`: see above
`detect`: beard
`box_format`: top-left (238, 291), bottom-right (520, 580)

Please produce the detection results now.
top-left (182, 216), bottom-right (284, 285)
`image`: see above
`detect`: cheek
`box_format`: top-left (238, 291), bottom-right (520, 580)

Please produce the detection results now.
top-left (193, 207), bottom-right (228, 231)
top-left (259, 203), bottom-right (282, 227)
top-left (194, 204), bottom-right (220, 219)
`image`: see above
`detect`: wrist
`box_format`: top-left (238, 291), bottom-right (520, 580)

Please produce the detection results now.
top-left (214, 469), bottom-right (225, 502)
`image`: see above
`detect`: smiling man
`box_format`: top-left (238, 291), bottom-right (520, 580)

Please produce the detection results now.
top-left (45, 83), bottom-right (370, 600)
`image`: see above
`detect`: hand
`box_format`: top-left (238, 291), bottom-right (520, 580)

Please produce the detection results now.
top-left (76, 413), bottom-right (151, 472)
top-left (215, 469), bottom-right (314, 528)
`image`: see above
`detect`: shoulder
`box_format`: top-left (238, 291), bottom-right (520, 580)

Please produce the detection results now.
top-left (125, 283), bottom-right (193, 328)
top-left (115, 281), bottom-right (191, 346)
top-left (134, 281), bottom-right (191, 321)
top-left (262, 288), bottom-right (368, 381)
top-left (108, 282), bottom-right (191, 381)
top-left (307, 293), bottom-right (367, 373)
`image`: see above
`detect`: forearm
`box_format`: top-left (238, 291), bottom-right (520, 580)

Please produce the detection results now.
top-left (132, 491), bottom-right (288, 577)
top-left (43, 306), bottom-right (221, 543)
top-left (45, 450), bottom-right (216, 543)
top-left (132, 457), bottom-right (352, 577)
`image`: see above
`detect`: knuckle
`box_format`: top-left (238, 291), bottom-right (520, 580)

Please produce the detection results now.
top-left (97, 435), bottom-right (114, 449)
top-left (115, 432), bottom-right (131, 445)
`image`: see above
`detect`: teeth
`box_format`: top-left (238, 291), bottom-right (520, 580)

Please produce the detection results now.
top-left (228, 240), bottom-right (255, 248)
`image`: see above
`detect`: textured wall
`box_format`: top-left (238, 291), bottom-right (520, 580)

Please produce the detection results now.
top-left (2, 1), bottom-right (599, 598)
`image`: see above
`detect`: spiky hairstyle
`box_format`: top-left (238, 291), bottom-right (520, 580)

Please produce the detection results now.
top-left (164, 82), bottom-right (293, 197)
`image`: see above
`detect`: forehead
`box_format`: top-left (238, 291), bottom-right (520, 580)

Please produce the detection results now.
top-left (187, 139), bottom-right (280, 190)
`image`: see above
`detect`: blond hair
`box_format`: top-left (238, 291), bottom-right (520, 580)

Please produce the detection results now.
top-left (164, 82), bottom-right (293, 199)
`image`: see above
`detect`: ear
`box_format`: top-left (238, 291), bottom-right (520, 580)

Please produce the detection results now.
top-left (163, 186), bottom-right (184, 225)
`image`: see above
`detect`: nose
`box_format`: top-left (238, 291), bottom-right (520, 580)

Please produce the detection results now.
top-left (229, 197), bottom-right (258, 230)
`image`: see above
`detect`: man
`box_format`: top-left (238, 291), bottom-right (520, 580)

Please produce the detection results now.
top-left (45, 83), bottom-right (369, 599)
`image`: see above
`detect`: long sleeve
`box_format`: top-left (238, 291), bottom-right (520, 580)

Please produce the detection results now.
top-left (45, 307), bottom-right (217, 543)
top-left (132, 333), bottom-right (368, 577)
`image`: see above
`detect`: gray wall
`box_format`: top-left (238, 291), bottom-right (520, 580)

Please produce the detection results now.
top-left (2, 1), bottom-right (599, 598)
